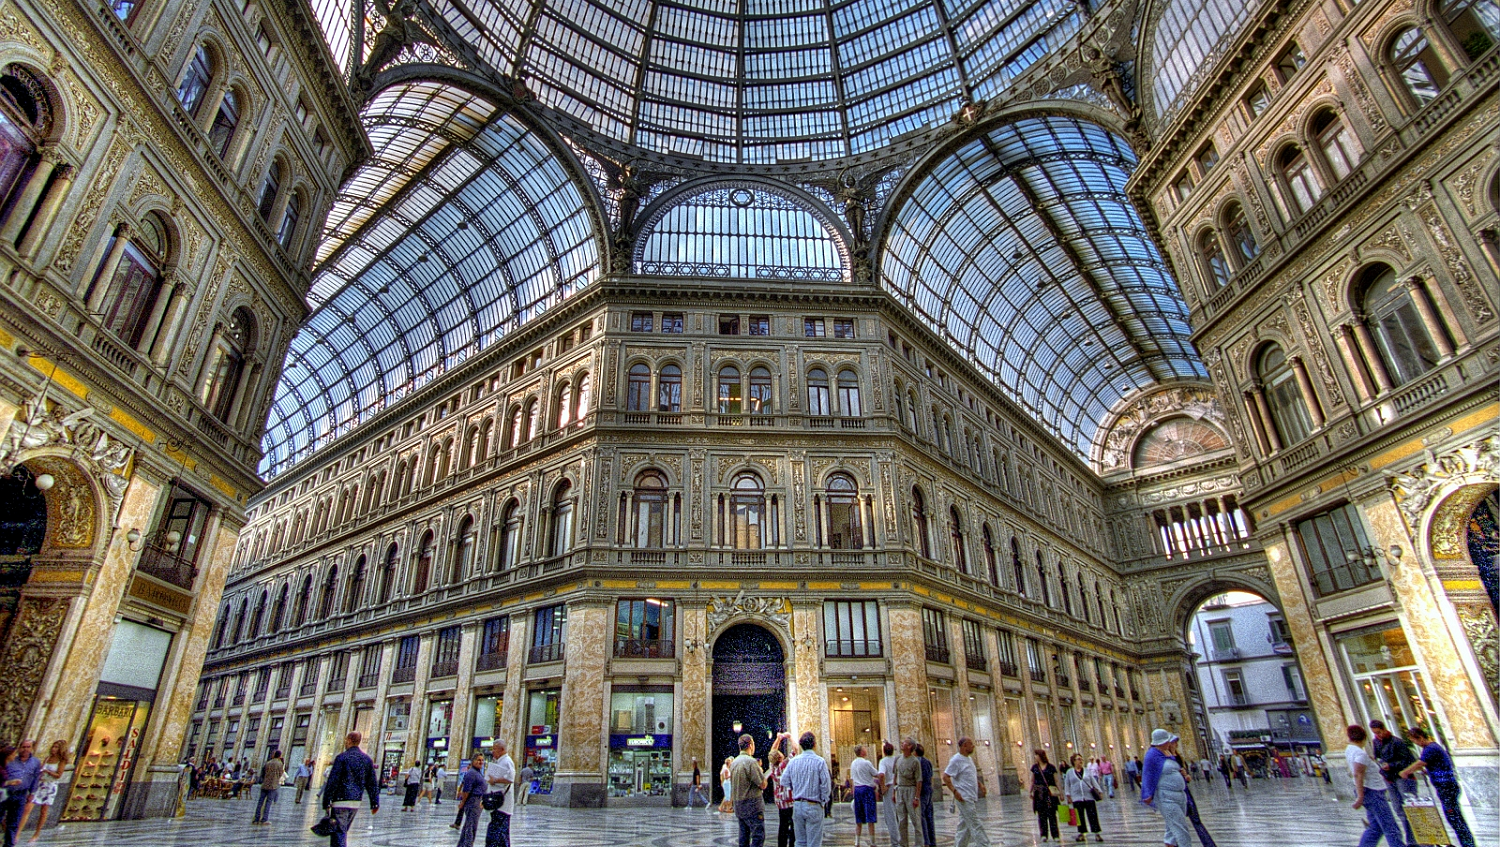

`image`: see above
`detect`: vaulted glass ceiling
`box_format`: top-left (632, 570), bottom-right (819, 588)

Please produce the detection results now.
top-left (316, 0), bottom-right (1084, 163)
top-left (881, 116), bottom-right (1205, 454)
top-left (261, 82), bottom-right (600, 476)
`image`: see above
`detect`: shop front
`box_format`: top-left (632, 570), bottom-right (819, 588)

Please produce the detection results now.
top-left (828, 685), bottom-right (886, 784)
top-left (607, 688), bottom-right (674, 801)
top-left (525, 689), bottom-right (561, 795)
top-left (470, 694), bottom-right (503, 757)
top-left (425, 700), bottom-right (453, 767)
top-left (382, 699), bottom-right (410, 776)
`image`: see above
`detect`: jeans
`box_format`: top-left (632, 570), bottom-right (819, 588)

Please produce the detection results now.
top-left (954, 799), bottom-right (991, 847)
top-left (455, 800), bottom-right (482, 847)
top-left (253, 786), bottom-right (279, 822)
top-left (1, 795), bottom-right (24, 847)
top-left (326, 807), bottom-right (358, 847)
top-left (792, 800), bottom-right (824, 847)
top-left (1101, 774), bottom-right (1115, 797)
top-left (735, 801), bottom-right (766, 847)
top-left (689, 785), bottom-right (708, 807)
top-left (485, 807), bottom-right (511, 847)
top-left (1358, 787), bottom-right (1407, 847)
top-left (919, 793), bottom-right (935, 847)
top-left (1432, 781), bottom-right (1477, 847)
top-left (1387, 778), bottom-right (1417, 847)
top-left (776, 805), bottom-right (795, 847)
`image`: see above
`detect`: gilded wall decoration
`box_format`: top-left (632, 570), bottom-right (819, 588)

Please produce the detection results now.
top-left (1450, 158), bottom-right (1489, 218)
top-left (1331, 48), bottom-right (1387, 135)
top-left (0, 9), bottom-right (52, 60)
top-left (0, 597), bottom-right (69, 744)
top-left (1389, 435), bottom-right (1500, 550)
top-left (1457, 605), bottom-right (1498, 703)
top-left (55, 133), bottom-right (132, 274)
top-left (1319, 256), bottom-right (1355, 314)
top-left (1361, 224), bottom-right (1411, 263)
top-left (1415, 202), bottom-right (1495, 325)
top-left (0, 398), bottom-right (133, 503)
top-left (790, 458), bottom-right (806, 541)
top-left (1094, 384), bottom-right (1227, 472)
top-left (707, 592), bottom-right (790, 632)
top-left (1290, 292), bottom-right (1344, 407)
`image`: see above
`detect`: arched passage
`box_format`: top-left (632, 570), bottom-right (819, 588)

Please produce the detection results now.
top-left (709, 623), bottom-right (785, 804)
top-left (0, 465), bottom-right (48, 639)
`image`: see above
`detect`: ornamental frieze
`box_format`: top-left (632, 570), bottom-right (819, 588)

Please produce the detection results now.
top-left (1389, 435), bottom-right (1500, 551)
top-left (707, 592), bottom-right (791, 632)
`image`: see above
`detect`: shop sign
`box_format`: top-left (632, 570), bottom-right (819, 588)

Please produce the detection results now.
top-left (611, 734), bottom-right (672, 749)
top-left (530, 725), bottom-right (552, 735)
top-left (526, 735), bottom-right (555, 748)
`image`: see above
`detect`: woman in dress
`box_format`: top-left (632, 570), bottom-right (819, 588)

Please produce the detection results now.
top-left (20, 740), bottom-right (69, 841)
top-left (1030, 749), bottom-right (1060, 843)
top-left (1140, 730), bottom-right (1192, 847)
top-left (718, 757), bottom-right (734, 813)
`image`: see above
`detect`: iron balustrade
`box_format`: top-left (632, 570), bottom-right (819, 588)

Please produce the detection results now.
top-left (924, 644), bottom-right (951, 663)
top-left (476, 651), bottom-right (507, 671)
top-left (997, 661), bottom-right (1019, 677)
top-left (357, 673), bottom-right (380, 688)
top-left (614, 638), bottom-right (674, 659)
top-left (390, 667), bottom-right (416, 684)
top-left (965, 653), bottom-right (988, 671)
top-left (529, 642), bottom-right (565, 663)
top-left (430, 660), bottom-right (459, 678)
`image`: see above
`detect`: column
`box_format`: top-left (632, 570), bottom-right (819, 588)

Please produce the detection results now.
top-left (1350, 319), bottom-right (1394, 393)
top-left (1250, 384), bottom-right (1282, 452)
top-left (0, 148), bottom-right (60, 244)
top-left (1416, 275), bottom-right (1467, 348)
top-left (1478, 228), bottom-right (1500, 281)
top-left (1241, 392), bottom-right (1272, 455)
top-left (885, 601), bottom-right (933, 742)
top-left (1289, 356), bottom-right (1325, 429)
top-left (676, 605), bottom-right (708, 793)
top-left (447, 623), bottom-right (479, 761)
top-left (553, 599), bottom-right (609, 806)
top-left (1333, 325), bottom-right (1376, 404)
top-left (84, 224), bottom-right (131, 314)
top-left (17, 162), bottom-right (75, 258)
top-left (1403, 277), bottom-right (1455, 357)
top-left (193, 327), bottom-right (224, 397)
top-left (148, 282), bottom-right (191, 364)
top-left (137, 270), bottom-right (179, 355)
top-left (402, 632), bottom-right (434, 758)
top-left (226, 360), bottom-right (261, 431)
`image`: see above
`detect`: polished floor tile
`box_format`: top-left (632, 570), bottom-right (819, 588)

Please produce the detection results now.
top-left (25, 776), bottom-right (1498, 846)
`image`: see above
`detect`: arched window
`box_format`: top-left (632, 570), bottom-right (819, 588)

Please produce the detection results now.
top-left (0, 67), bottom-right (48, 213)
top-left (717, 366), bottom-right (742, 414)
top-left (1095, 581), bottom-right (1108, 628)
top-left (477, 417), bottom-right (494, 460)
top-left (1223, 203), bottom-right (1259, 265)
top-left (631, 470), bottom-right (668, 547)
top-left (837, 370), bottom-right (862, 416)
top-left (949, 507), bottom-right (968, 574)
top-left (1036, 550), bottom-right (1051, 607)
top-left (575, 374), bottom-right (591, 424)
top-left (95, 213), bottom-right (168, 347)
top-left (1311, 110), bottom-right (1361, 182)
top-left (1011, 537), bottom-right (1026, 596)
top-left (269, 583), bottom-right (288, 633)
top-left (1198, 229), bottom-right (1230, 287)
top-left (730, 473), bottom-right (767, 549)
top-left (550, 481), bottom-right (575, 556)
top-left (345, 556), bottom-right (366, 613)
top-left (248, 590), bottom-right (267, 638)
top-left (1442, 0), bottom-right (1500, 58)
top-left (911, 487), bottom-right (931, 558)
top-left (294, 574), bottom-right (312, 626)
top-left (277, 190), bottom-right (302, 249)
top-left (907, 390), bottom-right (921, 433)
top-left (1278, 145), bottom-right (1322, 214)
top-left (1360, 265), bottom-right (1441, 385)
top-left (497, 499), bottom-right (522, 569)
top-left (1059, 564), bottom-right (1073, 615)
top-left (413, 531), bottom-right (433, 594)
top-left (507, 405), bottom-right (524, 448)
top-left (627, 363), bottom-right (650, 411)
top-left (1390, 28), bottom-right (1449, 108)
top-left (825, 473), bottom-right (862, 550)
top-left (230, 597), bottom-right (248, 643)
top-left (257, 162), bottom-right (282, 221)
top-left (176, 45), bottom-right (215, 116)
top-left (748, 366), bottom-right (773, 414)
top-left (379, 543), bottom-right (398, 603)
top-left (807, 368), bottom-right (831, 415)
top-left (200, 307), bottom-right (254, 422)
top-left (1258, 344), bottom-right (1314, 446)
top-left (657, 365), bottom-right (682, 412)
top-left (982, 525), bottom-right (998, 586)
top-left (556, 381), bottom-right (573, 427)
top-left (454, 516), bottom-right (476, 583)
top-left (893, 387), bottom-right (906, 428)
top-left (207, 87), bottom-right (240, 159)
top-left (525, 399), bottom-right (541, 441)
top-left (317, 565), bottom-right (338, 619)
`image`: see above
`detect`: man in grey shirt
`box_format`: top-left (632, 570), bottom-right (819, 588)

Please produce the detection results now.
top-left (892, 738), bottom-right (922, 847)
top-left (730, 734), bottom-right (768, 847)
top-left (780, 732), bottom-right (832, 847)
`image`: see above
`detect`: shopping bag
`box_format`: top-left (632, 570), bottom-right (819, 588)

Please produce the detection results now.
top-left (1057, 802), bottom-right (1073, 825)
top-left (1404, 798), bottom-right (1452, 845)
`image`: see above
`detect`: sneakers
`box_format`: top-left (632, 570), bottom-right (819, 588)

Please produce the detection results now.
top-left (1094, 836), bottom-right (1104, 842)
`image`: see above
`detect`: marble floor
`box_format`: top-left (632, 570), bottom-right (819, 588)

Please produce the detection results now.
top-left (25, 776), bottom-right (1498, 847)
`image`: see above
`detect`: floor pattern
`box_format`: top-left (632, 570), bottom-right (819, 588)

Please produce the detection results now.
top-left (26, 777), bottom-right (1499, 846)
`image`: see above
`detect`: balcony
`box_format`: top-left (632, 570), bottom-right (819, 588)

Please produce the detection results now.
top-left (252, 688), bottom-right (267, 704)
top-left (299, 681), bottom-right (317, 697)
top-left (357, 673), bottom-right (380, 689)
top-left (136, 544), bottom-right (199, 590)
top-left (1078, 680), bottom-right (1091, 693)
top-left (924, 644), bottom-right (951, 664)
top-left (965, 653), bottom-right (988, 672)
top-left (1030, 669), bottom-right (1047, 684)
top-left (430, 660), bottom-right (459, 678)
top-left (997, 660), bottom-right (1018, 677)
top-left (1211, 648), bottom-right (1242, 662)
top-left (231, 692), bottom-right (245, 706)
top-left (195, 695), bottom-right (208, 710)
top-left (213, 694), bottom-right (225, 708)
top-left (326, 675), bottom-right (346, 693)
top-left (274, 685), bottom-right (291, 699)
top-left (1115, 686), bottom-right (1127, 698)
top-left (826, 639), bottom-right (883, 658)
top-left (1055, 674), bottom-right (1071, 688)
top-left (476, 651), bottom-right (507, 672)
top-left (390, 666), bottom-right (416, 684)
top-left (529, 642), bottom-right (564, 664)
top-left (614, 638), bottom-right (674, 659)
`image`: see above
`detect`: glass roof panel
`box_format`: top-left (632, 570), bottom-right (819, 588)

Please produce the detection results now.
top-left (1147, 0), bottom-right (1269, 122)
top-left (261, 83), bottom-right (601, 477)
top-left (882, 116), bottom-right (1205, 457)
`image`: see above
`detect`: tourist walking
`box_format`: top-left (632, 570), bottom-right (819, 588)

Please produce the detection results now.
top-left (689, 758), bottom-right (708, 809)
top-left (1, 742), bottom-right (40, 847)
top-left (1217, 756), bottom-right (1232, 790)
top-left (434, 762), bottom-right (448, 805)
top-left (484, 741), bottom-right (515, 847)
top-left (877, 742), bottom-right (900, 847)
top-left (295, 758), bottom-right (314, 804)
top-left (1398, 727), bottom-right (1477, 847)
top-left (780, 731), bottom-right (831, 847)
top-left (730, 734), bottom-right (768, 847)
top-left (1030, 749), bottom-right (1060, 843)
top-left (1345, 725), bottom-right (1406, 847)
top-left (942, 738), bottom-right (990, 847)
top-left (1232, 753), bottom-right (1248, 788)
top-left (768, 742), bottom-right (794, 847)
top-left (419, 763), bottom-right (436, 804)
top-left (453, 755), bottom-right (485, 847)
top-left (1122, 756), bottom-right (1139, 792)
top-left (1140, 729), bottom-right (1191, 847)
top-left (403, 761), bottom-right (423, 810)
top-left (915, 744), bottom-right (935, 847)
top-left (892, 738), bottom-right (920, 847)
top-left (1368, 720), bottom-right (1418, 847)
top-left (318, 732), bottom-right (380, 847)
top-left (19, 740), bottom-right (66, 841)
top-left (1064, 754), bottom-right (1103, 842)
top-left (252, 749), bottom-right (285, 824)
top-left (720, 757), bottom-right (735, 813)
top-left (848, 745), bottom-right (878, 847)
top-left (516, 763), bottom-right (533, 808)
top-left (1097, 757), bottom-right (1114, 798)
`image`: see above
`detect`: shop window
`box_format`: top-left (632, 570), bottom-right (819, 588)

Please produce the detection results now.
top-left (836, 369), bottom-right (861, 416)
top-left (1389, 28), bottom-right (1448, 106)
top-left (549, 481), bottom-right (574, 557)
top-left (717, 365), bottom-right (742, 414)
top-left (1296, 502), bottom-right (1380, 595)
top-left (1277, 145), bottom-right (1322, 214)
top-left (1360, 265), bottom-right (1441, 385)
top-left (824, 473), bottom-right (863, 549)
top-left (614, 598), bottom-right (675, 658)
top-left (530, 604), bottom-right (566, 663)
top-left (1198, 229), bottom-right (1230, 288)
top-left (1441, 0), bottom-right (1499, 58)
top-left (920, 607), bottom-right (950, 663)
top-left (1257, 344), bottom-right (1314, 445)
top-left (176, 45), bottom-right (215, 116)
top-left (656, 365), bottom-right (682, 412)
top-left (806, 368), bottom-right (831, 415)
top-left (823, 600), bottom-right (881, 657)
top-left (607, 689), bottom-right (673, 797)
top-left (1337, 626), bottom-right (1445, 744)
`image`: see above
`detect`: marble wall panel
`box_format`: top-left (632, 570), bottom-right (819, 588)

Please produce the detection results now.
top-left (887, 603), bottom-right (931, 742)
top-left (558, 601), bottom-right (609, 775)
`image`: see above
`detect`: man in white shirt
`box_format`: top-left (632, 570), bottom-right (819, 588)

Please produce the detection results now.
top-left (941, 738), bottom-right (990, 847)
top-left (484, 741), bottom-right (516, 847)
top-left (434, 763), bottom-right (448, 805)
top-left (848, 745), bottom-right (879, 847)
top-left (1345, 725), bottom-right (1405, 847)
top-left (877, 742), bottom-right (900, 847)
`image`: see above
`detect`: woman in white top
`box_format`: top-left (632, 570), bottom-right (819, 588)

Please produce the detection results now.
top-left (1063, 754), bottom-right (1104, 842)
top-left (718, 757), bottom-right (734, 813)
top-left (402, 762), bottom-right (423, 810)
top-left (1345, 725), bottom-right (1406, 847)
top-left (21, 740), bottom-right (69, 841)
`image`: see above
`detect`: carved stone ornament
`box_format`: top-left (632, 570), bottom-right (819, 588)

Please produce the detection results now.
top-left (1094, 385), bottom-right (1227, 473)
top-left (0, 398), bottom-right (134, 503)
top-left (707, 591), bottom-right (790, 632)
top-left (0, 597), bottom-right (69, 744)
top-left (1388, 435), bottom-right (1500, 548)
top-left (1457, 605), bottom-right (1498, 704)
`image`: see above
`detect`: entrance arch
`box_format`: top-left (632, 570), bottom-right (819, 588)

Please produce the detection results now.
top-left (709, 623), bottom-right (786, 801)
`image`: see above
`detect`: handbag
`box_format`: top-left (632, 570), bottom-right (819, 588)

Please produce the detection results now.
top-left (311, 813), bottom-right (339, 836)
top-left (1091, 786), bottom-right (1104, 801)
top-left (482, 788), bottom-right (508, 811)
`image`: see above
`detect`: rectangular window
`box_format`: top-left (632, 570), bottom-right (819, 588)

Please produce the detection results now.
top-left (431, 625), bottom-right (462, 676)
top-left (1245, 82), bottom-right (1271, 118)
top-left (291, 713), bottom-right (310, 745)
top-left (1025, 638), bottom-right (1046, 682)
top-left (630, 312), bottom-right (653, 332)
top-left (244, 715), bottom-right (260, 750)
top-left (1276, 42), bottom-right (1307, 80)
top-left (1172, 172), bottom-right (1194, 202)
top-left (326, 651), bottom-right (348, 691)
top-left (718, 315), bottom-right (740, 335)
top-left (224, 718), bottom-right (240, 750)
top-left (1224, 670), bottom-right (1248, 705)
top-left (478, 616), bottom-right (510, 671)
top-left (1208, 620), bottom-right (1236, 654)
top-left (661, 313), bottom-right (684, 333)
top-left (748, 315), bottom-right (770, 335)
top-left (823, 600), bottom-right (882, 657)
top-left (1269, 618), bottom-right (1293, 647)
top-left (804, 318), bottom-right (826, 337)
top-left (614, 598), bottom-right (675, 658)
top-left (530, 604), bottom-right (567, 663)
top-left (995, 629), bottom-right (1019, 676)
top-left (961, 619), bottom-right (987, 671)
top-left (1281, 665), bottom-right (1306, 700)
top-left (392, 635), bottom-right (419, 682)
top-left (357, 645), bottom-right (381, 688)
top-left (921, 607), bottom-right (950, 663)
top-left (1196, 143), bottom-right (1220, 173)
top-left (1295, 503), bottom-right (1378, 596)
top-left (833, 318), bottom-right (855, 338)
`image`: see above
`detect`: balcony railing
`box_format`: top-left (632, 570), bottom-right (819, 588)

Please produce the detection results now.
top-left (252, 688), bottom-right (267, 704)
top-left (529, 642), bottom-right (564, 664)
top-left (1228, 692), bottom-right (1251, 707)
top-left (1130, 688), bottom-right (1141, 700)
top-left (1115, 686), bottom-right (1126, 698)
top-left (1078, 680), bottom-right (1091, 693)
top-left (390, 666), bottom-right (416, 684)
top-left (430, 660), bottom-right (459, 678)
top-left (614, 638), bottom-right (674, 659)
top-left (476, 651), bottom-right (507, 672)
top-left (299, 681), bottom-right (317, 696)
top-left (357, 673), bottom-right (380, 689)
top-left (1211, 648), bottom-right (1242, 662)
top-left (213, 694), bottom-right (225, 708)
top-left (137, 544), bottom-right (199, 590)
top-left (196, 695), bottom-right (209, 710)
top-left (826, 639), bottom-right (883, 658)
top-left (924, 644), bottom-right (951, 663)
top-left (997, 660), bottom-right (1018, 677)
top-left (231, 692), bottom-right (245, 706)
top-left (326, 675), bottom-right (346, 693)
top-left (965, 653), bottom-right (988, 672)
top-left (274, 685), bottom-right (291, 699)
top-left (1030, 669), bottom-right (1047, 684)
top-left (1055, 674), bottom-right (1071, 688)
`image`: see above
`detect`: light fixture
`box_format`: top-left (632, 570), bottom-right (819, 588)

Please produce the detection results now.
top-left (125, 529), bottom-right (143, 551)
top-left (164, 530), bottom-right (183, 553)
top-left (32, 473), bottom-right (54, 491)
top-left (683, 638), bottom-right (699, 652)
top-left (732, 720), bottom-right (742, 734)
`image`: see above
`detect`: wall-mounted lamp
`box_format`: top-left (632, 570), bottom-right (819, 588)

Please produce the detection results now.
top-left (683, 638), bottom-right (699, 653)
top-left (164, 529), bottom-right (183, 553)
top-left (732, 720), bottom-right (743, 734)
top-left (125, 528), bottom-right (143, 551)
top-left (1345, 544), bottom-right (1403, 571)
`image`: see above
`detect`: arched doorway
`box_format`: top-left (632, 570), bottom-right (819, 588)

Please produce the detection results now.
top-left (1465, 489), bottom-right (1498, 615)
top-left (710, 623), bottom-right (785, 802)
top-left (0, 465), bottom-right (47, 639)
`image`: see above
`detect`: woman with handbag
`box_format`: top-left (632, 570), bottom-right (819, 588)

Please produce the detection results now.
top-left (1030, 750), bottom-right (1061, 843)
top-left (1064, 754), bottom-right (1104, 842)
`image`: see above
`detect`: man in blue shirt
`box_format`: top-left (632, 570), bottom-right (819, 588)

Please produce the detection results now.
top-left (2, 741), bottom-right (41, 847)
top-left (779, 732), bottom-right (831, 847)
top-left (454, 755), bottom-right (487, 847)
top-left (295, 757), bottom-right (315, 803)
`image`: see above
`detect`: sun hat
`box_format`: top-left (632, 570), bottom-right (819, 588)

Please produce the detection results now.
top-left (1149, 729), bottom-right (1178, 746)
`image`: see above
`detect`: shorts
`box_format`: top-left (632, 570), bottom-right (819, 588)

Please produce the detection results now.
top-left (852, 785), bottom-right (877, 823)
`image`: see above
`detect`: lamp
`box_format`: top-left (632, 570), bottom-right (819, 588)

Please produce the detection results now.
top-left (732, 720), bottom-right (742, 734)
top-left (125, 529), bottom-right (143, 551)
top-left (683, 638), bottom-right (699, 653)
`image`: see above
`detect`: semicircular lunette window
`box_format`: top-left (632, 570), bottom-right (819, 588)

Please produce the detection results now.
top-left (260, 81), bottom-right (601, 478)
top-left (635, 185), bottom-right (846, 281)
top-left (882, 116), bottom-right (1204, 458)
top-left (1131, 417), bottom-right (1230, 468)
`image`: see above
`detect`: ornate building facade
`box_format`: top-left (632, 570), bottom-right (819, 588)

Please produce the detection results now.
top-left (0, 0), bottom-right (363, 821)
